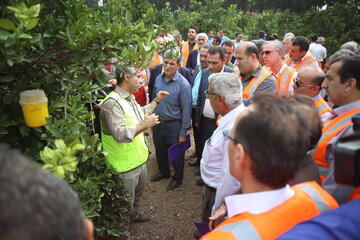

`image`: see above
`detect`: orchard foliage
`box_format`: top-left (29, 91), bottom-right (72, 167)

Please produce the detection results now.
top-left (154, 0), bottom-right (359, 56)
top-left (0, 0), bottom-right (157, 238)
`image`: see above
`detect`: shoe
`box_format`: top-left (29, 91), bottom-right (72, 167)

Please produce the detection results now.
top-left (189, 151), bottom-right (197, 158)
top-left (150, 172), bottom-right (170, 182)
top-left (195, 169), bottom-right (201, 176)
top-left (196, 178), bottom-right (205, 187)
top-left (132, 212), bottom-right (151, 223)
top-left (166, 180), bottom-right (182, 191)
top-left (188, 159), bottom-right (200, 167)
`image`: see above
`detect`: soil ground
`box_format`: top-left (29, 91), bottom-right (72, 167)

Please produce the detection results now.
top-left (130, 131), bottom-right (202, 240)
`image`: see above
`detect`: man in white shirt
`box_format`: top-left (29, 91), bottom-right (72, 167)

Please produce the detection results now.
top-left (196, 72), bottom-right (244, 238)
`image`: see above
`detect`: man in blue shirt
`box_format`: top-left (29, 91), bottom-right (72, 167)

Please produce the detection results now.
top-left (151, 49), bottom-right (192, 191)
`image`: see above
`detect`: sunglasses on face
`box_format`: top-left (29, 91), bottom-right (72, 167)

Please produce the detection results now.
top-left (294, 79), bottom-right (315, 88)
top-left (261, 50), bottom-right (279, 56)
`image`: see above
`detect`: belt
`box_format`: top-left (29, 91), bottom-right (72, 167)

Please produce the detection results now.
top-left (206, 184), bottom-right (216, 193)
top-left (159, 119), bottom-right (179, 124)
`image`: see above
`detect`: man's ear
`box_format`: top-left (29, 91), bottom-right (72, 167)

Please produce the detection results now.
top-left (231, 143), bottom-right (247, 180)
top-left (84, 219), bottom-right (94, 240)
top-left (345, 77), bottom-right (358, 92)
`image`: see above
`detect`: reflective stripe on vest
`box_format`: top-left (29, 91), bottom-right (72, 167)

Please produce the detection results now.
top-left (238, 67), bottom-right (273, 99)
top-left (286, 54), bottom-right (317, 70)
top-left (181, 41), bottom-right (198, 66)
top-left (100, 91), bottom-right (148, 173)
top-left (149, 52), bottom-right (163, 68)
top-left (313, 108), bottom-right (360, 179)
top-left (313, 97), bottom-right (333, 121)
top-left (202, 182), bottom-right (338, 240)
top-left (277, 65), bottom-right (296, 96)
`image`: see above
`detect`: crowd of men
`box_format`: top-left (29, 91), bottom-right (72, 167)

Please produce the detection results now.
top-left (2, 27), bottom-right (360, 240)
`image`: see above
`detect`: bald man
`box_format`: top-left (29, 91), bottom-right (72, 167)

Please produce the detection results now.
top-left (234, 41), bottom-right (277, 105)
top-left (293, 67), bottom-right (333, 122)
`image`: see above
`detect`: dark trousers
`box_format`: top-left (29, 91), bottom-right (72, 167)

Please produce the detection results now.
top-left (197, 116), bottom-right (217, 163)
top-left (152, 120), bottom-right (184, 182)
top-left (192, 108), bottom-right (201, 163)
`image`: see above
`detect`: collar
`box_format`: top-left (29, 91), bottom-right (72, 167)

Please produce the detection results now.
top-left (161, 71), bottom-right (180, 82)
top-left (114, 86), bottom-right (133, 99)
top-left (333, 99), bottom-right (360, 117)
top-left (218, 104), bottom-right (245, 129)
top-left (225, 185), bottom-right (294, 218)
top-left (275, 63), bottom-right (288, 77)
top-left (312, 93), bottom-right (322, 101)
top-left (294, 51), bottom-right (311, 64)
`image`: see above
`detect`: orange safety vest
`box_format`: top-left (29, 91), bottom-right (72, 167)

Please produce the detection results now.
top-left (348, 187), bottom-right (360, 201)
top-left (313, 108), bottom-right (360, 182)
top-left (201, 182), bottom-right (338, 240)
top-left (235, 67), bottom-right (273, 99)
top-left (286, 53), bottom-right (319, 70)
top-left (284, 53), bottom-right (290, 63)
top-left (149, 51), bottom-right (163, 69)
top-left (313, 96), bottom-right (333, 122)
top-left (181, 41), bottom-right (198, 66)
top-left (276, 65), bottom-right (296, 97)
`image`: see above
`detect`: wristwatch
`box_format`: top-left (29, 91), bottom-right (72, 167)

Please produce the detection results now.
top-left (154, 98), bottom-right (160, 104)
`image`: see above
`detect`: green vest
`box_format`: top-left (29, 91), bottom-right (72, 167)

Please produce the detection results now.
top-left (100, 91), bottom-right (148, 173)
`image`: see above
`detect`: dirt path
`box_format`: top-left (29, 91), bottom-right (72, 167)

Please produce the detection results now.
top-left (130, 131), bottom-right (202, 240)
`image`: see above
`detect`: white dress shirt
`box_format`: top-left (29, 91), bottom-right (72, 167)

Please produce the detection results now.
top-left (225, 185), bottom-right (294, 218)
top-left (200, 103), bottom-right (245, 197)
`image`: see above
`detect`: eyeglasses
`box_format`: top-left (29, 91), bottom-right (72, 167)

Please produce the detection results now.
top-left (204, 90), bottom-right (218, 98)
top-left (223, 130), bottom-right (239, 144)
top-left (294, 79), bottom-right (316, 88)
top-left (261, 51), bottom-right (279, 56)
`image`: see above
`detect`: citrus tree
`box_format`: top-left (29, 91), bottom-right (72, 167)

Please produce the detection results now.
top-left (0, 0), bottom-right (157, 238)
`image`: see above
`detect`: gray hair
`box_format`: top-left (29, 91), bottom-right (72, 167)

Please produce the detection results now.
top-left (164, 49), bottom-right (181, 64)
top-left (283, 32), bottom-right (295, 40)
top-left (199, 43), bottom-right (211, 51)
top-left (330, 49), bottom-right (357, 63)
top-left (209, 72), bottom-right (242, 107)
top-left (340, 41), bottom-right (358, 53)
top-left (114, 62), bottom-right (136, 85)
top-left (196, 32), bottom-right (208, 41)
top-left (264, 41), bottom-right (285, 56)
top-left (316, 37), bottom-right (325, 44)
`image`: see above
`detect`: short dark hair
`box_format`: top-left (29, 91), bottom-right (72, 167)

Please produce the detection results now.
top-left (258, 30), bottom-right (266, 39)
top-left (311, 35), bottom-right (318, 42)
top-left (221, 40), bottom-right (234, 49)
top-left (189, 26), bottom-right (198, 33)
top-left (208, 46), bottom-right (226, 59)
top-left (312, 75), bottom-right (326, 87)
top-left (292, 36), bottom-right (310, 52)
top-left (233, 94), bottom-right (310, 188)
top-left (246, 43), bottom-right (260, 60)
top-left (0, 147), bottom-right (87, 240)
top-left (213, 35), bottom-right (221, 43)
top-left (333, 56), bottom-right (360, 90)
top-left (288, 95), bottom-right (322, 150)
top-left (235, 32), bottom-right (242, 38)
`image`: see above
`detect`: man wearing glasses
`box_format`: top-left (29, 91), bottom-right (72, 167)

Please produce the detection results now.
top-left (262, 41), bottom-right (297, 97)
top-left (293, 67), bottom-right (333, 123)
top-left (202, 95), bottom-right (338, 240)
top-left (234, 41), bottom-right (277, 106)
top-left (195, 72), bottom-right (245, 239)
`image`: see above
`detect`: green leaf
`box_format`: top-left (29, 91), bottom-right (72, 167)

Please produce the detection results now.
top-left (25, 18), bottom-right (39, 30)
top-left (0, 30), bottom-right (10, 41)
top-left (0, 127), bottom-right (8, 135)
top-left (54, 139), bottom-right (67, 151)
top-left (145, 7), bottom-right (153, 17)
top-left (17, 33), bottom-right (33, 39)
top-left (19, 126), bottom-right (30, 136)
top-left (0, 19), bottom-right (16, 31)
top-left (27, 4), bottom-right (41, 18)
top-left (0, 75), bottom-right (15, 82)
